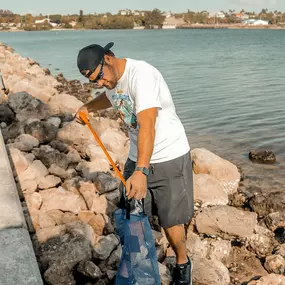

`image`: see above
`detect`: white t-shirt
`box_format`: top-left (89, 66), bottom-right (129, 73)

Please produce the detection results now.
top-left (105, 58), bottom-right (190, 164)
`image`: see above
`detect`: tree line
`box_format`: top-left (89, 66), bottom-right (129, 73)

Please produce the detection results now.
top-left (1, 8), bottom-right (285, 31)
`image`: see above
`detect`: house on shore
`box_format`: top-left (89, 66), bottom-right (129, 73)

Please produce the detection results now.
top-left (162, 16), bottom-right (185, 29)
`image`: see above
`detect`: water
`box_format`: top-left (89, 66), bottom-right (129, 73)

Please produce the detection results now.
top-left (1, 29), bottom-right (284, 191)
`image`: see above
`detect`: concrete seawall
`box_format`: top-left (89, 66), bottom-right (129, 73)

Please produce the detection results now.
top-left (0, 129), bottom-right (43, 285)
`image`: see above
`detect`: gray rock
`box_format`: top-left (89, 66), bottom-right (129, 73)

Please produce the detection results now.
top-left (249, 149), bottom-right (276, 164)
top-left (2, 122), bottom-right (25, 142)
top-left (249, 191), bottom-right (285, 218)
top-left (94, 172), bottom-right (120, 194)
top-left (32, 145), bottom-right (69, 169)
top-left (9, 134), bottom-right (39, 152)
top-left (25, 120), bottom-right (58, 144)
top-left (76, 260), bottom-right (102, 280)
top-left (93, 234), bottom-right (120, 260)
top-left (50, 140), bottom-right (69, 153)
top-left (0, 104), bottom-right (15, 124)
top-left (8, 92), bottom-right (49, 122)
top-left (40, 225), bottom-right (93, 285)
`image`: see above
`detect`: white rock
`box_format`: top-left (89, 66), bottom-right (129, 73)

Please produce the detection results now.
top-left (193, 173), bottom-right (228, 207)
top-left (40, 187), bottom-right (87, 214)
top-left (48, 93), bottom-right (83, 115)
top-left (100, 128), bottom-right (128, 154)
top-left (191, 148), bottom-right (240, 195)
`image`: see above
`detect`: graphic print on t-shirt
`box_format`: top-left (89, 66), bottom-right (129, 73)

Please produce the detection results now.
top-left (112, 90), bottom-right (137, 129)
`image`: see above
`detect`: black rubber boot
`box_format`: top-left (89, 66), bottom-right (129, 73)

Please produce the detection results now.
top-left (173, 257), bottom-right (193, 285)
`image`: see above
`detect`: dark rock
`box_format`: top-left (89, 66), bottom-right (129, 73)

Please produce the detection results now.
top-left (1, 122), bottom-right (25, 142)
top-left (40, 224), bottom-right (93, 285)
top-left (25, 120), bottom-right (58, 144)
top-left (7, 92), bottom-right (49, 122)
top-left (50, 140), bottom-right (69, 153)
top-left (94, 172), bottom-right (120, 194)
top-left (249, 149), bottom-right (276, 164)
top-left (249, 191), bottom-right (285, 218)
top-left (265, 212), bottom-right (285, 232)
top-left (0, 104), bottom-right (15, 124)
top-left (44, 264), bottom-right (76, 285)
top-left (76, 260), bottom-right (102, 280)
top-left (32, 145), bottom-right (69, 169)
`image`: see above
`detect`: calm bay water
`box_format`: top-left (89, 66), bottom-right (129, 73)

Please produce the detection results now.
top-left (1, 29), bottom-right (284, 190)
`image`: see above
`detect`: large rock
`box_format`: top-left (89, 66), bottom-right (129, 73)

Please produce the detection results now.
top-left (7, 92), bottom-right (49, 122)
top-left (248, 226), bottom-right (275, 258)
top-left (2, 121), bottom-right (25, 142)
top-left (32, 145), bottom-right (69, 169)
top-left (39, 222), bottom-right (93, 285)
top-left (205, 239), bottom-right (232, 263)
top-left (249, 149), bottom-right (276, 164)
top-left (25, 120), bottom-right (58, 144)
top-left (264, 255), bottom-right (285, 275)
top-left (76, 161), bottom-right (111, 179)
top-left (265, 212), bottom-right (285, 231)
top-left (186, 231), bottom-right (208, 259)
top-left (249, 191), bottom-right (285, 218)
top-left (8, 134), bottom-right (39, 152)
top-left (76, 260), bottom-right (103, 281)
top-left (191, 148), bottom-right (240, 195)
top-left (48, 93), bottom-right (83, 116)
top-left (0, 104), bottom-right (15, 124)
top-left (195, 206), bottom-right (257, 239)
top-left (93, 234), bottom-right (120, 260)
top-left (40, 187), bottom-right (87, 214)
top-left (38, 175), bottom-right (61, 189)
top-left (192, 256), bottom-right (230, 285)
top-left (93, 172), bottom-right (120, 194)
top-left (247, 274), bottom-right (285, 285)
top-left (78, 211), bottom-right (106, 236)
top-left (100, 128), bottom-right (129, 155)
top-left (18, 160), bottom-right (49, 192)
top-left (56, 121), bottom-right (96, 153)
top-left (226, 246), bottom-right (268, 284)
top-left (193, 173), bottom-right (228, 207)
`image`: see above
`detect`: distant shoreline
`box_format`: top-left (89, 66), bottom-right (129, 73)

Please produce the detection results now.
top-left (1, 24), bottom-right (285, 32)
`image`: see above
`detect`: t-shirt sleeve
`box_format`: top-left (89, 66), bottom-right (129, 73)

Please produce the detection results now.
top-left (132, 66), bottom-right (162, 114)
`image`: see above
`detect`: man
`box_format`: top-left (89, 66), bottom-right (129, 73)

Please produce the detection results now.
top-left (76, 42), bottom-right (194, 285)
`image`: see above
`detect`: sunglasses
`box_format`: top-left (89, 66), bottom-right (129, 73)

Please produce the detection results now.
top-left (84, 58), bottom-right (104, 83)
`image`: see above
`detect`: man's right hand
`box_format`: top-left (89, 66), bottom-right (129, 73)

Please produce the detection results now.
top-left (75, 106), bottom-right (89, 125)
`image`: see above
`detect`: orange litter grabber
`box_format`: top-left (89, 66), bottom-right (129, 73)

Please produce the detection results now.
top-left (79, 111), bottom-right (126, 187)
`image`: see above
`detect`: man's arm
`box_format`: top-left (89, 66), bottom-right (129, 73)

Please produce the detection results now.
top-left (136, 107), bottom-right (157, 168)
top-left (75, 91), bottom-right (112, 124)
top-left (126, 107), bottom-right (157, 200)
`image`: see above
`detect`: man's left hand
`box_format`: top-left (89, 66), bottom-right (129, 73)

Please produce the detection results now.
top-left (126, 171), bottom-right (147, 200)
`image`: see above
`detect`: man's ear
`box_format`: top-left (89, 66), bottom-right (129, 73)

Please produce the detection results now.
top-left (104, 54), bottom-right (114, 65)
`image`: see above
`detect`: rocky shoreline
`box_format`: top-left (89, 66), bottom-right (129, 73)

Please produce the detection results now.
top-left (1, 42), bottom-right (285, 285)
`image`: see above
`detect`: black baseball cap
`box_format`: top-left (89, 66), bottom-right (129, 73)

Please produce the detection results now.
top-left (77, 42), bottom-right (114, 75)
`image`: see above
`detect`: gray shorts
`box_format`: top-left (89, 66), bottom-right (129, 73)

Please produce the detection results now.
top-left (118, 151), bottom-right (194, 229)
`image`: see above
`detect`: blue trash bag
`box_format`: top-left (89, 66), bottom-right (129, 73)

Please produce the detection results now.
top-left (113, 196), bottom-right (161, 285)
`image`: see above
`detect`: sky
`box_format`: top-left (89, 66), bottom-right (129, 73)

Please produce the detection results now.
top-left (2, 0), bottom-right (285, 15)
